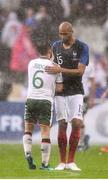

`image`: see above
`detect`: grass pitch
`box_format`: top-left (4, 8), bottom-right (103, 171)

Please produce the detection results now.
top-left (0, 144), bottom-right (108, 179)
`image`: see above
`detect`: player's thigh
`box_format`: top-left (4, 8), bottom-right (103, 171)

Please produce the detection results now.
top-left (55, 96), bottom-right (67, 121)
top-left (24, 100), bottom-right (36, 132)
top-left (24, 99), bottom-right (52, 126)
top-left (39, 100), bottom-right (53, 126)
top-left (68, 94), bottom-right (84, 121)
top-left (24, 99), bottom-right (37, 123)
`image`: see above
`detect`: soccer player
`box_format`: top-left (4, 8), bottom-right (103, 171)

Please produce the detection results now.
top-left (78, 62), bottom-right (95, 151)
top-left (45, 21), bottom-right (89, 171)
top-left (23, 38), bottom-right (63, 170)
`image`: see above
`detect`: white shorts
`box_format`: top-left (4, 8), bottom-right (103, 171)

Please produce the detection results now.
top-left (55, 95), bottom-right (84, 122)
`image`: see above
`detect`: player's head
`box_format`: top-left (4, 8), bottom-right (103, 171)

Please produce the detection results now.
top-left (31, 29), bottom-right (52, 57)
top-left (36, 41), bottom-right (52, 56)
top-left (59, 21), bottom-right (73, 44)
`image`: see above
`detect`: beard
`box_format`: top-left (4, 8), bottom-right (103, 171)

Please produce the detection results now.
top-left (62, 38), bottom-right (69, 44)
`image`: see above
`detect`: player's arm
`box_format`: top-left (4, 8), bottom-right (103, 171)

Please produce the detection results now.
top-left (52, 42), bottom-right (58, 63)
top-left (60, 63), bottom-right (86, 76)
top-left (45, 43), bottom-right (89, 76)
top-left (55, 69), bottom-right (63, 92)
top-left (45, 62), bottom-right (86, 76)
top-left (55, 83), bottom-right (63, 93)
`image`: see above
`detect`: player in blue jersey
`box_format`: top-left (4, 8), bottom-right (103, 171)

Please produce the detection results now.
top-left (45, 21), bottom-right (89, 171)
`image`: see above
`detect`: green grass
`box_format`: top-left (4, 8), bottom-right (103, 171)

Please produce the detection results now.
top-left (0, 144), bottom-right (108, 178)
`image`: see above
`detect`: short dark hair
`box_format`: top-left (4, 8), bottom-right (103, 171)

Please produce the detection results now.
top-left (31, 29), bottom-right (51, 55)
top-left (37, 42), bottom-right (51, 55)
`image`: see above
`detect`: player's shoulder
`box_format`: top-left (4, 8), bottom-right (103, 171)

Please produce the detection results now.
top-left (28, 58), bottom-right (40, 66)
top-left (52, 61), bottom-right (59, 66)
top-left (29, 58), bottom-right (38, 64)
top-left (52, 40), bottom-right (62, 48)
top-left (76, 39), bottom-right (89, 49)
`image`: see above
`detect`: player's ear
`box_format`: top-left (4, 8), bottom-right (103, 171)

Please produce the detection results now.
top-left (49, 49), bottom-right (53, 59)
top-left (51, 52), bottom-right (54, 60)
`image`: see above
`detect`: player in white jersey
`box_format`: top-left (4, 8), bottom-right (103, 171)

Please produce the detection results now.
top-left (23, 40), bottom-right (63, 170)
top-left (27, 58), bottom-right (62, 104)
top-left (78, 62), bottom-right (96, 151)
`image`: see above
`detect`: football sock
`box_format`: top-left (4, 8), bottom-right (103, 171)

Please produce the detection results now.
top-left (58, 128), bottom-right (67, 163)
top-left (41, 138), bottom-right (51, 166)
top-left (23, 132), bottom-right (32, 156)
top-left (67, 128), bottom-right (80, 163)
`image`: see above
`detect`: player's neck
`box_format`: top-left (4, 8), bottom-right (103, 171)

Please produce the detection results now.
top-left (40, 54), bottom-right (50, 60)
top-left (40, 51), bottom-right (52, 60)
top-left (63, 37), bottom-right (75, 49)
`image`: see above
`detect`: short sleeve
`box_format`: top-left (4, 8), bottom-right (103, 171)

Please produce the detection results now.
top-left (80, 44), bottom-right (89, 66)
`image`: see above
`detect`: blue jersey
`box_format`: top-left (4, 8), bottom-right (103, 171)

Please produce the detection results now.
top-left (53, 39), bottom-right (89, 96)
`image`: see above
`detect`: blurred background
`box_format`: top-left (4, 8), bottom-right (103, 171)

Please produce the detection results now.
top-left (0, 0), bottom-right (108, 145)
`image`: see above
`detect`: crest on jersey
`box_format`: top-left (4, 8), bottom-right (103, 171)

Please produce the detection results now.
top-left (72, 50), bottom-right (78, 61)
top-left (73, 50), bottom-right (77, 57)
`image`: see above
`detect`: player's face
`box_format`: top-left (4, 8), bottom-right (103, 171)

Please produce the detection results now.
top-left (59, 31), bottom-right (72, 44)
top-left (59, 23), bottom-right (73, 45)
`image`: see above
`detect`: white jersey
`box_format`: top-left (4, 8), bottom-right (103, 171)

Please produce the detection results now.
top-left (82, 63), bottom-right (95, 96)
top-left (27, 58), bottom-right (62, 103)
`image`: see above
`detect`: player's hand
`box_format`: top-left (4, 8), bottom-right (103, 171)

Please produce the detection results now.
top-left (45, 65), bottom-right (61, 74)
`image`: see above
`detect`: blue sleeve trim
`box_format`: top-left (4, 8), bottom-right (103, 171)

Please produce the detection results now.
top-left (80, 43), bottom-right (89, 66)
top-left (52, 40), bottom-right (61, 49)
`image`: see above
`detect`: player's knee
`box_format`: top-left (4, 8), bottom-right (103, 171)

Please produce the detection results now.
top-left (72, 118), bottom-right (83, 129)
top-left (40, 125), bottom-right (50, 139)
top-left (24, 121), bottom-right (34, 133)
top-left (58, 120), bottom-right (67, 131)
